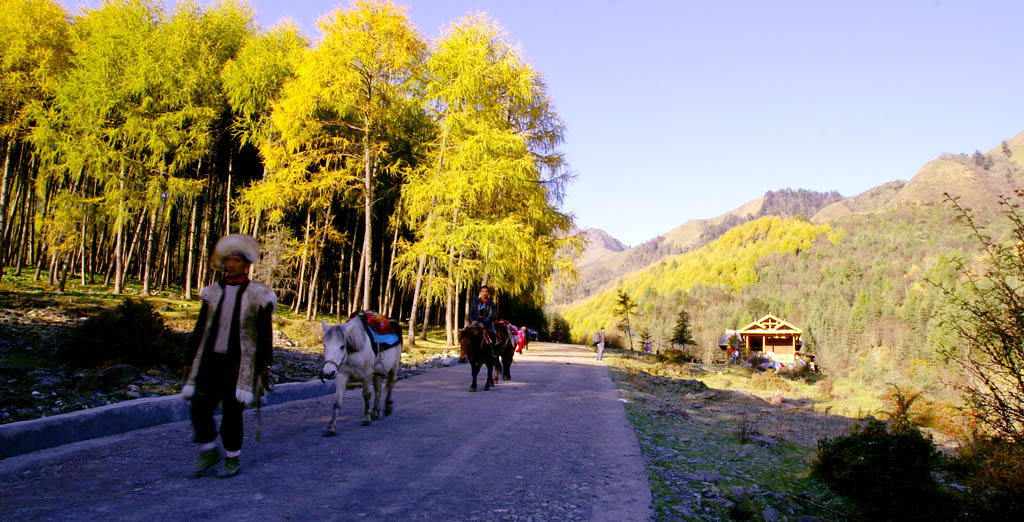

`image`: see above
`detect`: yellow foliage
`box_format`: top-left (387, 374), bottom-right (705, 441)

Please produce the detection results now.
top-left (563, 217), bottom-right (834, 340)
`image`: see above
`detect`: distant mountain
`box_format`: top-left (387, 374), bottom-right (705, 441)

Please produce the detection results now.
top-left (812, 130), bottom-right (1024, 223)
top-left (553, 189), bottom-right (843, 305)
top-left (576, 228), bottom-right (628, 268)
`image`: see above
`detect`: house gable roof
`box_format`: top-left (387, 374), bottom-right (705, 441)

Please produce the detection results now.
top-left (738, 313), bottom-right (802, 335)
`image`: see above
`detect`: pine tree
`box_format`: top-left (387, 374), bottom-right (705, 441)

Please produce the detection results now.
top-left (671, 307), bottom-right (695, 346)
top-left (614, 289), bottom-right (636, 350)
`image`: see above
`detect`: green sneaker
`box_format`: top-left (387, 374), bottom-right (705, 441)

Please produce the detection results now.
top-left (216, 456), bottom-right (240, 478)
top-left (195, 447), bottom-right (222, 476)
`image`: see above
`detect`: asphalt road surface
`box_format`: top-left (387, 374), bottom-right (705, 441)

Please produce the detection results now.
top-left (0, 343), bottom-right (652, 521)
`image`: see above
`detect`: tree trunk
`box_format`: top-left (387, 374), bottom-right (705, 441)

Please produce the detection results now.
top-left (58, 249), bottom-right (74, 293)
top-left (4, 163), bottom-right (27, 266)
top-left (47, 249), bottom-right (58, 286)
top-left (335, 270), bottom-right (343, 322)
top-left (406, 252), bottom-right (427, 347)
top-left (383, 214), bottom-right (399, 317)
top-left (34, 178), bottom-right (54, 282)
top-left (113, 165), bottom-right (126, 294)
top-left (225, 156), bottom-right (232, 236)
top-left (178, 198), bottom-right (194, 297)
top-left (0, 140), bottom-right (13, 278)
top-left (350, 231), bottom-right (366, 315)
top-left (306, 252), bottom-right (321, 321)
top-left (293, 208), bottom-right (311, 313)
top-left (122, 210), bottom-right (146, 287)
top-left (306, 207), bottom-right (331, 321)
top-left (445, 274), bottom-right (454, 346)
top-left (421, 262), bottom-right (436, 342)
top-left (142, 204), bottom-right (159, 296)
top-left (80, 208), bottom-right (88, 287)
top-left (345, 221), bottom-right (359, 315)
top-left (14, 176), bottom-right (32, 276)
top-left (361, 121), bottom-right (373, 310)
top-left (198, 183), bottom-right (213, 290)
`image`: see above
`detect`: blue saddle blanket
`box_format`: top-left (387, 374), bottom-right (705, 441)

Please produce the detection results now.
top-left (369, 330), bottom-right (400, 349)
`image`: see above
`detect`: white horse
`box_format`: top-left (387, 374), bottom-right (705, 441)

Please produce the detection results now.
top-left (319, 318), bottom-right (402, 435)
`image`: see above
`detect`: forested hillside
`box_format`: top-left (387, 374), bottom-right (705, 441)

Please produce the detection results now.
top-left (0, 0), bottom-right (577, 344)
top-left (554, 188), bottom-right (843, 305)
top-left (561, 216), bottom-right (838, 345)
top-left (561, 133), bottom-right (1024, 394)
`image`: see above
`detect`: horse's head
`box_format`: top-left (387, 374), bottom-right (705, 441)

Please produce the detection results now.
top-left (459, 324), bottom-right (482, 351)
top-left (320, 320), bottom-right (350, 382)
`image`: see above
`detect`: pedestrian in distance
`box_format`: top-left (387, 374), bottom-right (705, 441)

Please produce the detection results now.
top-left (181, 234), bottom-right (276, 478)
top-left (595, 327), bottom-right (606, 362)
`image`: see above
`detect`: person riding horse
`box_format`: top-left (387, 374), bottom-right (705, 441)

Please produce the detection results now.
top-left (469, 285), bottom-right (498, 356)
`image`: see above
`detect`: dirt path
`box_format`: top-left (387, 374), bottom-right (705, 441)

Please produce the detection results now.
top-left (0, 343), bottom-right (652, 521)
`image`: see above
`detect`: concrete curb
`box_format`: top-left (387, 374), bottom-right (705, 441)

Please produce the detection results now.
top-left (0, 379), bottom-right (336, 460)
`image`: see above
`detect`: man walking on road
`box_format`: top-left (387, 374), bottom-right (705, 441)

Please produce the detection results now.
top-left (182, 234), bottom-right (276, 478)
top-left (595, 327), bottom-right (606, 361)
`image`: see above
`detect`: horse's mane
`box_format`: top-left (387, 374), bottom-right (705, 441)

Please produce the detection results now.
top-left (460, 324), bottom-right (482, 341)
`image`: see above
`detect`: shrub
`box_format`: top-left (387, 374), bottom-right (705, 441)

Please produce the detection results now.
top-left (815, 375), bottom-right (835, 399)
top-left (63, 298), bottom-right (184, 369)
top-left (812, 419), bottom-right (941, 517)
top-left (947, 435), bottom-right (1024, 520)
top-left (934, 190), bottom-right (1024, 442)
top-left (749, 370), bottom-right (789, 392)
top-left (655, 348), bottom-right (692, 365)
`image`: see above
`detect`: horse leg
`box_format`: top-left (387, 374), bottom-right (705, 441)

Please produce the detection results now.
top-left (324, 372), bottom-right (349, 437)
top-left (361, 376), bottom-right (373, 426)
top-left (384, 367), bottom-right (395, 416)
top-left (370, 373), bottom-right (382, 420)
top-left (503, 353), bottom-right (512, 381)
top-left (484, 359), bottom-right (495, 390)
top-left (470, 361), bottom-right (480, 392)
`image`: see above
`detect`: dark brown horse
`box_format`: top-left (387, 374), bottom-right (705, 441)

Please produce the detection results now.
top-left (460, 324), bottom-right (496, 391)
top-left (491, 320), bottom-right (515, 382)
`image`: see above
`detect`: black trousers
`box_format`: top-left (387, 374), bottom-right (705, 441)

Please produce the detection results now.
top-left (189, 352), bottom-right (244, 452)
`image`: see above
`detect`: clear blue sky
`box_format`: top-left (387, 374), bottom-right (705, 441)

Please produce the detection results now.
top-left (62, 0), bottom-right (1024, 246)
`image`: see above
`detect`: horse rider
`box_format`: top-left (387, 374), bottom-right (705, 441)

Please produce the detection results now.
top-left (469, 285), bottom-right (498, 353)
top-left (182, 234), bottom-right (277, 478)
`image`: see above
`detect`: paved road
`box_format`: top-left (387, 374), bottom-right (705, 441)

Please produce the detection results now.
top-left (0, 343), bottom-right (652, 521)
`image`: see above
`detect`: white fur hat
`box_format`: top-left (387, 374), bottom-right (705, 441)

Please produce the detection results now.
top-left (211, 234), bottom-right (260, 270)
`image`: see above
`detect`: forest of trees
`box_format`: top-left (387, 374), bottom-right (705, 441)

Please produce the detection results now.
top-left (0, 0), bottom-right (579, 345)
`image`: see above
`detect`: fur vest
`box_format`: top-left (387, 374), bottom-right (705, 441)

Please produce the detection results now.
top-left (182, 281), bottom-right (276, 405)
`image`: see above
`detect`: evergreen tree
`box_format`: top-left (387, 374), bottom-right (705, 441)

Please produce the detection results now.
top-left (671, 307), bottom-right (695, 346)
top-left (614, 289), bottom-right (636, 350)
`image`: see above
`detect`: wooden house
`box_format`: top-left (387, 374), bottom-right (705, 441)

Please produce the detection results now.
top-left (738, 313), bottom-right (802, 364)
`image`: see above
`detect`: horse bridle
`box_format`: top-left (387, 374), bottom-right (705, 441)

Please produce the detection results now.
top-left (320, 355), bottom-right (344, 383)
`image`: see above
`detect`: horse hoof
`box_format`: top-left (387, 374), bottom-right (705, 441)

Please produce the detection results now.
top-left (361, 420), bottom-right (371, 426)
top-left (470, 387), bottom-right (477, 392)
top-left (323, 429), bottom-right (336, 437)
top-left (385, 407), bottom-right (393, 416)
top-left (371, 412), bottom-right (380, 421)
